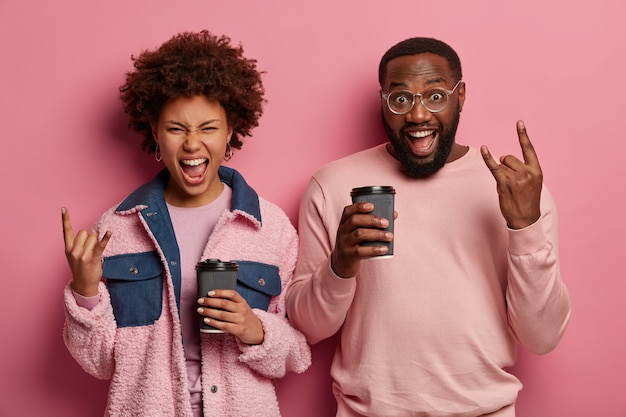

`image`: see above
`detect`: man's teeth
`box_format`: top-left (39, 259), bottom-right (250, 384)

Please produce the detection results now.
top-left (408, 130), bottom-right (434, 138)
top-left (180, 159), bottom-right (207, 166)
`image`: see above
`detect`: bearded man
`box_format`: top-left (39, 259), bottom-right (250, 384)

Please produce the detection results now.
top-left (286, 37), bottom-right (571, 417)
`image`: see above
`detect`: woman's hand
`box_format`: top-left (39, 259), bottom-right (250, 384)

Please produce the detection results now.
top-left (62, 207), bottom-right (111, 297)
top-left (197, 290), bottom-right (265, 345)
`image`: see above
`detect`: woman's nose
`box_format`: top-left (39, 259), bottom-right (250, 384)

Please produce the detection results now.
top-left (183, 131), bottom-right (203, 150)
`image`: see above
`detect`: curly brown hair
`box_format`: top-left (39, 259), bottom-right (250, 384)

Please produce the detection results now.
top-left (119, 30), bottom-right (265, 153)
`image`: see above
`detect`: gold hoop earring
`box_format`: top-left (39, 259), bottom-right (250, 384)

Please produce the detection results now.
top-left (155, 144), bottom-right (162, 162)
top-left (224, 143), bottom-right (233, 161)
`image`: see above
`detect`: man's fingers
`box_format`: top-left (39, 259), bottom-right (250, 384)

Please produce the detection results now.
top-left (339, 202), bottom-right (374, 226)
top-left (480, 145), bottom-right (504, 179)
top-left (516, 120), bottom-right (541, 169)
top-left (483, 121), bottom-right (542, 176)
top-left (499, 154), bottom-right (525, 172)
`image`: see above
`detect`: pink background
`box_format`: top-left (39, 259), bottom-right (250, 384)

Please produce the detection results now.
top-left (1, 0), bottom-right (624, 415)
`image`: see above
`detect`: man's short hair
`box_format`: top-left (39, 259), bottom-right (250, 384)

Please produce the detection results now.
top-left (378, 37), bottom-right (462, 85)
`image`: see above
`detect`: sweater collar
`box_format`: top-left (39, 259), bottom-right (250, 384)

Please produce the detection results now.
top-left (115, 166), bottom-right (262, 224)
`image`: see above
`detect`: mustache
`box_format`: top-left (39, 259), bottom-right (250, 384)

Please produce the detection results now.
top-left (381, 107), bottom-right (461, 179)
top-left (401, 123), bottom-right (438, 133)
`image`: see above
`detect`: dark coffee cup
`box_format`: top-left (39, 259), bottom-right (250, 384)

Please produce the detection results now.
top-left (350, 186), bottom-right (396, 258)
top-left (196, 259), bottom-right (238, 333)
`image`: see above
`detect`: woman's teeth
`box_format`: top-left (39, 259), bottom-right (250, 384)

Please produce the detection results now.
top-left (180, 158), bottom-right (207, 166)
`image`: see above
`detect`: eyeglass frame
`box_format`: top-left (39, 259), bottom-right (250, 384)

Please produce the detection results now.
top-left (380, 79), bottom-right (463, 115)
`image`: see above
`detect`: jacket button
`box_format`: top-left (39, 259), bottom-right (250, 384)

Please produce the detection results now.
top-left (258, 278), bottom-right (265, 286)
top-left (129, 267), bottom-right (138, 275)
top-left (210, 385), bottom-right (218, 393)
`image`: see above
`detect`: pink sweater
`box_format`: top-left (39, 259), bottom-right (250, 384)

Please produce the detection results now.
top-left (64, 168), bottom-right (311, 417)
top-left (286, 145), bottom-right (571, 417)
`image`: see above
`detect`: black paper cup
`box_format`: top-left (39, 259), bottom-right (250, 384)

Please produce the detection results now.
top-left (196, 259), bottom-right (238, 333)
top-left (351, 186), bottom-right (395, 258)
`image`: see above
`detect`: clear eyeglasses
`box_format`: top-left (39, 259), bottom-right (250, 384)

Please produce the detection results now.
top-left (381, 79), bottom-right (462, 114)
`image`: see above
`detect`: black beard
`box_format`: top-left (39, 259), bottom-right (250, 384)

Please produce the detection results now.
top-left (383, 107), bottom-right (461, 178)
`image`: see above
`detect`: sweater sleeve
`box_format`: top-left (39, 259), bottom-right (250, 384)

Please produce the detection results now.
top-left (286, 177), bottom-right (357, 345)
top-left (63, 280), bottom-right (117, 379)
top-left (237, 310), bottom-right (311, 378)
top-left (505, 186), bottom-right (571, 354)
top-left (237, 211), bottom-right (312, 378)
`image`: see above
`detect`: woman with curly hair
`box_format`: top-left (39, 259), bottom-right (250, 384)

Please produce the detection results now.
top-left (61, 31), bottom-right (311, 417)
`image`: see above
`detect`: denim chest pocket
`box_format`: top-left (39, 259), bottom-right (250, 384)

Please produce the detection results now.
top-left (103, 251), bottom-right (163, 328)
top-left (234, 261), bottom-right (282, 311)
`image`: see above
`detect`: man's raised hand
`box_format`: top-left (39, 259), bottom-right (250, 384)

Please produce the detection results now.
top-left (480, 120), bottom-right (543, 229)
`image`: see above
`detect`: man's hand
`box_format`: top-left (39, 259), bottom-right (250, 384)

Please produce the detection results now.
top-left (481, 120), bottom-right (543, 229)
top-left (331, 202), bottom-right (394, 278)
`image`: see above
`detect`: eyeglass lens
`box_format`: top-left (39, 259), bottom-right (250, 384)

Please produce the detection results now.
top-left (387, 88), bottom-right (449, 114)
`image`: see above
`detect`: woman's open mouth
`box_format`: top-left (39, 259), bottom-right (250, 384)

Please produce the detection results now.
top-left (180, 158), bottom-right (208, 184)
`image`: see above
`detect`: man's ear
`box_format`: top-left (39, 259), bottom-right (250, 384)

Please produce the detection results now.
top-left (457, 81), bottom-right (466, 112)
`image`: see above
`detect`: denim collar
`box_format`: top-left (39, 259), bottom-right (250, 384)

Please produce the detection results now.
top-left (113, 166), bottom-right (261, 313)
top-left (116, 166), bottom-right (262, 224)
